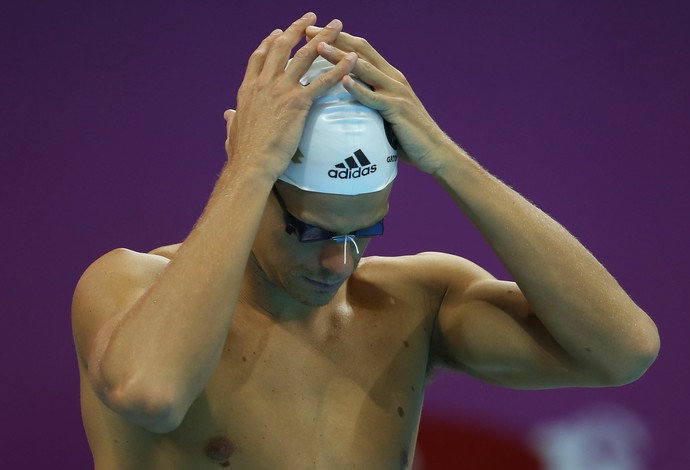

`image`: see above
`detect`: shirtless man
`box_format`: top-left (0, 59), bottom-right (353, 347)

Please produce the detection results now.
top-left (71, 12), bottom-right (660, 469)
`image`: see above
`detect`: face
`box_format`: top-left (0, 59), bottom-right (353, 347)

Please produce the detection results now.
top-left (250, 181), bottom-right (391, 307)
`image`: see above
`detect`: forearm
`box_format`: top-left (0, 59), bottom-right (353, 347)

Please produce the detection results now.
top-left (96, 163), bottom-right (273, 426)
top-left (308, 27), bottom-right (658, 383)
top-left (93, 18), bottom-right (361, 430)
top-left (433, 142), bottom-right (659, 382)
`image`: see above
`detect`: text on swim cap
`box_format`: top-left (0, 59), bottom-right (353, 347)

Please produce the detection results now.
top-left (327, 149), bottom-right (395, 180)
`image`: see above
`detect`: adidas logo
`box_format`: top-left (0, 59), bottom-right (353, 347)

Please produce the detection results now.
top-left (328, 149), bottom-right (378, 180)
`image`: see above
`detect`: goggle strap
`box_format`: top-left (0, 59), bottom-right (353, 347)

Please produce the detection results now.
top-left (332, 235), bottom-right (360, 264)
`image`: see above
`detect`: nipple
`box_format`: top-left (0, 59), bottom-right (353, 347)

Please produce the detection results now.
top-left (204, 436), bottom-right (235, 467)
top-left (331, 234), bottom-right (360, 264)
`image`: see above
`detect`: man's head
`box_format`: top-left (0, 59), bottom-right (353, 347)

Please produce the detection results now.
top-left (278, 56), bottom-right (399, 195)
top-left (251, 180), bottom-right (391, 308)
top-left (251, 56), bottom-right (397, 308)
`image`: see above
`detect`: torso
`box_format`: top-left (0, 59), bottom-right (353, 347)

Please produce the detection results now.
top-left (80, 245), bottom-right (442, 469)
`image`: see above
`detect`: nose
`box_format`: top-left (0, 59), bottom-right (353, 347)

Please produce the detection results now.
top-left (317, 238), bottom-right (358, 276)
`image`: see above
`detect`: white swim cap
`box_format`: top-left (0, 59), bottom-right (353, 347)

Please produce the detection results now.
top-left (278, 57), bottom-right (398, 195)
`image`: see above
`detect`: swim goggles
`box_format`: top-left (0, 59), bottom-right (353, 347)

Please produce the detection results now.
top-left (272, 186), bottom-right (384, 262)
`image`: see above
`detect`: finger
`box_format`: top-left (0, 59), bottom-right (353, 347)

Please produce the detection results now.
top-left (305, 25), bottom-right (321, 39)
top-left (308, 28), bottom-right (398, 78)
top-left (318, 42), bottom-right (388, 89)
top-left (341, 74), bottom-right (389, 111)
top-left (284, 18), bottom-right (343, 82)
top-left (304, 52), bottom-right (358, 99)
top-left (261, 12), bottom-right (317, 76)
top-left (243, 29), bottom-right (282, 83)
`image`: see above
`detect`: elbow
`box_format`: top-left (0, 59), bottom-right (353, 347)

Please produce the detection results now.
top-left (101, 377), bottom-right (188, 433)
top-left (605, 328), bottom-right (661, 386)
top-left (89, 343), bottom-right (191, 433)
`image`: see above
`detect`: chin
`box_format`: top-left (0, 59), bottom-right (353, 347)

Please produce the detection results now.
top-left (284, 281), bottom-right (341, 307)
top-left (290, 290), bottom-right (338, 308)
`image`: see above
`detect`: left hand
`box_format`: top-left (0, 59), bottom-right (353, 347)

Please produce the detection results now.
top-left (306, 26), bottom-right (455, 175)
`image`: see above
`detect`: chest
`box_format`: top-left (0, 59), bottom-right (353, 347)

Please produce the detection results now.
top-left (171, 302), bottom-right (432, 468)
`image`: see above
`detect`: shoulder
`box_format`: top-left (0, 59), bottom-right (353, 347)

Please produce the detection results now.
top-left (75, 243), bottom-right (180, 298)
top-left (354, 252), bottom-right (495, 306)
top-left (71, 247), bottom-right (172, 366)
top-left (74, 247), bottom-right (172, 299)
top-left (358, 251), bottom-right (493, 287)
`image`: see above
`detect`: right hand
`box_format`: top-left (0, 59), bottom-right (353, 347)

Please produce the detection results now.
top-left (305, 27), bottom-right (455, 177)
top-left (225, 12), bottom-right (358, 182)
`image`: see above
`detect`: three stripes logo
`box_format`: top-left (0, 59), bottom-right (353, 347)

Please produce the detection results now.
top-left (328, 149), bottom-right (378, 180)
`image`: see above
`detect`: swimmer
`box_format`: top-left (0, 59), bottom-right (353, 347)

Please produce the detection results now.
top-left (72, 13), bottom-right (659, 469)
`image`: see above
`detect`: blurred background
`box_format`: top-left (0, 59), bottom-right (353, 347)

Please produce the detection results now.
top-left (2, 1), bottom-right (688, 467)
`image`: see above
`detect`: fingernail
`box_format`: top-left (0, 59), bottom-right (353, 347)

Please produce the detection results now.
top-left (320, 42), bottom-right (333, 52)
top-left (326, 19), bottom-right (341, 28)
top-left (270, 28), bottom-right (282, 36)
top-left (302, 12), bottom-right (315, 19)
top-left (346, 52), bottom-right (357, 61)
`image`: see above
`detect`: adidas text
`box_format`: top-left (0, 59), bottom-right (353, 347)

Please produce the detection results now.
top-left (329, 149), bottom-right (378, 180)
top-left (328, 165), bottom-right (377, 179)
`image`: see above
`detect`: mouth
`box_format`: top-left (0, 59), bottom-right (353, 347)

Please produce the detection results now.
top-left (303, 277), bottom-right (344, 292)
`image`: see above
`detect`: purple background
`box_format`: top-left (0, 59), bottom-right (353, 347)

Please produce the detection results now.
top-left (2, 0), bottom-right (688, 467)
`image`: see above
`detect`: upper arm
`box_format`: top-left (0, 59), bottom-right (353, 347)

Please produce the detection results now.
top-left (71, 248), bottom-right (170, 376)
top-left (425, 253), bottom-right (590, 389)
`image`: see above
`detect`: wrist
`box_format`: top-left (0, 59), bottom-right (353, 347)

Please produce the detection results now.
top-left (428, 139), bottom-right (477, 180)
top-left (225, 148), bottom-right (286, 180)
top-left (219, 157), bottom-right (280, 192)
